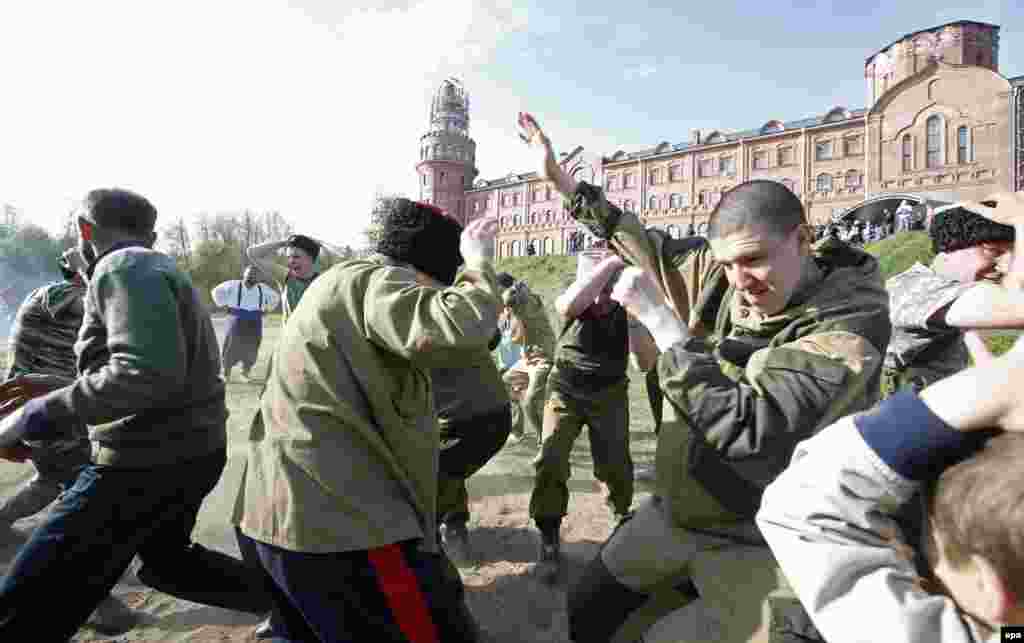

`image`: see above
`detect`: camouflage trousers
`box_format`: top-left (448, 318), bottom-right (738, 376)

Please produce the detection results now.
top-left (529, 377), bottom-right (633, 522)
top-left (568, 495), bottom-right (821, 643)
top-left (502, 361), bottom-right (551, 441)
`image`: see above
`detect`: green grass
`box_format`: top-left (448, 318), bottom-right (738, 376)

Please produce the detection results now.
top-left (864, 231), bottom-right (936, 279)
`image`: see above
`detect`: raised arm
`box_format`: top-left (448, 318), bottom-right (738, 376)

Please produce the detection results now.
top-left (246, 239), bottom-right (290, 284)
top-left (554, 254), bottom-right (625, 319)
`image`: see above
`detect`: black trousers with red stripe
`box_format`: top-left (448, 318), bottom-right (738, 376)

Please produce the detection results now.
top-left (238, 533), bottom-right (479, 643)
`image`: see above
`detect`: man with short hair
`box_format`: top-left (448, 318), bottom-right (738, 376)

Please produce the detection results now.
top-left (517, 112), bottom-right (891, 642)
top-left (0, 188), bottom-right (270, 640)
top-left (0, 250), bottom-right (90, 528)
top-left (233, 200), bottom-right (500, 641)
top-left (884, 202), bottom-right (1018, 396)
top-left (211, 266), bottom-right (280, 382)
top-left (247, 233), bottom-right (346, 321)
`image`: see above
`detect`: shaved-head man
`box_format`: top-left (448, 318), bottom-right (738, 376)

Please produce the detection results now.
top-left (517, 112), bottom-right (892, 643)
top-left (211, 266), bottom-right (281, 382)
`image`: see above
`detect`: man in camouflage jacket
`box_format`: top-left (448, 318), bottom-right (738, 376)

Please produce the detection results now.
top-left (500, 276), bottom-right (557, 444)
top-left (884, 202), bottom-right (1018, 395)
top-left (516, 112), bottom-right (892, 643)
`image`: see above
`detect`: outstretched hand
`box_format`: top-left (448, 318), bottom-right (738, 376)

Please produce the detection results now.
top-left (517, 112), bottom-right (578, 198)
top-left (460, 216), bottom-right (499, 264)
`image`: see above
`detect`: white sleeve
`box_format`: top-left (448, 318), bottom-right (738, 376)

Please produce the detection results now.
top-left (211, 281), bottom-right (239, 308)
top-left (756, 419), bottom-right (981, 643)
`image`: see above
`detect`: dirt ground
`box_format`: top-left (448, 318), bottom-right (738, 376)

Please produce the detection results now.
top-left (0, 317), bottom-right (662, 642)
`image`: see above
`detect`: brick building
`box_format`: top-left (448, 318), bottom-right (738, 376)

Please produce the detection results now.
top-left (415, 21), bottom-right (1024, 258)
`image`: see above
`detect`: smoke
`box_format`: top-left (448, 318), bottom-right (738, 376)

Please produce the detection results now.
top-left (0, 257), bottom-right (60, 346)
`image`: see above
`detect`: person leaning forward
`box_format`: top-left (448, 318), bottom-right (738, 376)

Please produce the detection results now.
top-left (0, 188), bottom-right (271, 641)
top-left (514, 112), bottom-right (892, 642)
top-left (232, 200), bottom-right (501, 642)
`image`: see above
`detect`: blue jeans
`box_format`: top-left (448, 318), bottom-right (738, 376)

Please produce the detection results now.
top-left (0, 448), bottom-right (270, 641)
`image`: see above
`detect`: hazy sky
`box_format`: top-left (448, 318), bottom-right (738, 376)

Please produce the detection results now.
top-left (1, 1), bottom-right (1020, 248)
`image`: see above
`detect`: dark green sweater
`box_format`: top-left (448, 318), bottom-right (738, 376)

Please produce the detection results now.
top-left (39, 244), bottom-right (227, 467)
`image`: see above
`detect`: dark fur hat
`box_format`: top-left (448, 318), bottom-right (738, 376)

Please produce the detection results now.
top-left (377, 199), bottom-right (463, 285)
top-left (930, 206), bottom-right (1014, 255)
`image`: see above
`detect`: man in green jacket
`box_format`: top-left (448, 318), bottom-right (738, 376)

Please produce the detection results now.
top-left (246, 233), bottom-right (346, 321)
top-left (233, 200), bottom-right (500, 642)
top-left (0, 188), bottom-right (270, 640)
top-left (517, 112), bottom-right (892, 642)
top-left (500, 276), bottom-right (557, 445)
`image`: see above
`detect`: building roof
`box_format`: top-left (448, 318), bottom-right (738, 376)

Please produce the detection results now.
top-left (469, 105), bottom-right (870, 190)
top-left (1010, 74), bottom-right (1024, 86)
top-left (865, 20), bottom-right (1000, 65)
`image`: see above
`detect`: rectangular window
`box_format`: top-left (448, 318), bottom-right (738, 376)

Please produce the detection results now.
top-left (606, 175), bottom-right (617, 191)
top-left (668, 164), bottom-right (680, 181)
top-left (623, 172), bottom-right (635, 188)
top-left (815, 141), bottom-right (833, 161)
top-left (719, 157), bottom-right (736, 176)
top-left (699, 159), bottom-right (715, 178)
top-left (844, 136), bottom-right (862, 156)
top-left (778, 146), bottom-right (794, 166)
top-left (957, 126), bottom-right (969, 164)
top-left (752, 151), bottom-right (768, 170)
top-left (927, 116), bottom-right (942, 168)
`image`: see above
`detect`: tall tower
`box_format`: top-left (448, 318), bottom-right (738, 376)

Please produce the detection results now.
top-left (416, 79), bottom-right (478, 224)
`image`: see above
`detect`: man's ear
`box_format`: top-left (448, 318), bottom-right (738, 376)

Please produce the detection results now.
top-left (795, 224), bottom-right (814, 253)
top-left (974, 554), bottom-right (1017, 624)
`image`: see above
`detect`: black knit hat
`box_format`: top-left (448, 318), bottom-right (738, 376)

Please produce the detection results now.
top-left (377, 199), bottom-right (463, 285)
top-left (287, 234), bottom-right (321, 261)
top-left (929, 206), bottom-right (1014, 255)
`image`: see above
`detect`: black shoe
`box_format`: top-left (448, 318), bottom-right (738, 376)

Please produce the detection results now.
top-left (441, 522), bottom-right (475, 566)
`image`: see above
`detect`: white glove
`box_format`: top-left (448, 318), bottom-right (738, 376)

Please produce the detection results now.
top-left (460, 216), bottom-right (499, 266)
top-left (611, 267), bottom-right (687, 351)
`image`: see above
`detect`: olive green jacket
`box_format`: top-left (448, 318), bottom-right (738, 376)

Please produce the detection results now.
top-left (569, 182), bottom-right (892, 527)
top-left (233, 255), bottom-right (500, 554)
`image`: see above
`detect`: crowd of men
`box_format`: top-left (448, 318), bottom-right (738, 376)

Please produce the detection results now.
top-left (0, 110), bottom-right (1021, 643)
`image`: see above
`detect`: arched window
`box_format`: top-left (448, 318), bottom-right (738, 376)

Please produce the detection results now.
top-left (957, 126), bottom-right (970, 164)
top-left (902, 134), bottom-right (913, 172)
top-left (669, 193), bottom-right (682, 209)
top-left (926, 115), bottom-right (943, 168)
top-left (816, 173), bottom-right (833, 192)
top-left (511, 240), bottom-right (521, 256)
top-left (648, 195), bottom-right (658, 211)
top-left (544, 237), bottom-right (554, 255)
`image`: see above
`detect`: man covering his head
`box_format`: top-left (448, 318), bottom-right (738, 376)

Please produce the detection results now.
top-left (0, 188), bottom-right (271, 640)
top-left (517, 112), bottom-right (891, 642)
top-left (211, 266), bottom-right (281, 382)
top-left (247, 231), bottom-right (347, 321)
top-left (884, 198), bottom-right (1018, 395)
top-left (233, 199), bottom-right (501, 641)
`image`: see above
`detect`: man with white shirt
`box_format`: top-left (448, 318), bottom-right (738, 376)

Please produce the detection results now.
top-left (211, 267), bottom-right (280, 382)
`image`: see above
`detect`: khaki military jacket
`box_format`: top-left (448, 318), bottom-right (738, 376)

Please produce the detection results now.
top-left (569, 182), bottom-right (892, 528)
top-left (233, 255), bottom-right (500, 554)
top-left (884, 263), bottom-right (971, 391)
top-left (503, 283), bottom-right (557, 358)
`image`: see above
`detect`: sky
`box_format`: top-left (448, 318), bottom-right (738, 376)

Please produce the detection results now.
top-left (1, 0), bottom-right (1021, 249)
